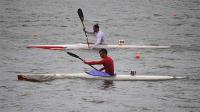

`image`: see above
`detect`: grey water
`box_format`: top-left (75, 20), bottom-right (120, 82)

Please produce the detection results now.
top-left (0, 0), bottom-right (200, 112)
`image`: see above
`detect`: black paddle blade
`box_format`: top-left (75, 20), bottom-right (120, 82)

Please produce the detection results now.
top-left (67, 52), bottom-right (80, 58)
top-left (77, 8), bottom-right (84, 22)
top-left (66, 51), bottom-right (98, 71)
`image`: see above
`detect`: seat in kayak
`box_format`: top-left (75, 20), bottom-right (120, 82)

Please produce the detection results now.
top-left (86, 70), bottom-right (112, 77)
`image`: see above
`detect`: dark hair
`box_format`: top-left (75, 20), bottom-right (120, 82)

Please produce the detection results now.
top-left (93, 24), bottom-right (99, 29)
top-left (99, 48), bottom-right (107, 54)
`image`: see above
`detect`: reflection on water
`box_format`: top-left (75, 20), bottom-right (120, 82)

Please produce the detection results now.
top-left (101, 80), bottom-right (114, 90)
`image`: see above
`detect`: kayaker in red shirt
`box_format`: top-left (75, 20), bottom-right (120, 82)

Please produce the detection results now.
top-left (84, 48), bottom-right (115, 76)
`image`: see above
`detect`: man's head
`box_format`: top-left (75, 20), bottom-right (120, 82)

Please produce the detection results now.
top-left (93, 24), bottom-right (99, 33)
top-left (99, 48), bottom-right (107, 58)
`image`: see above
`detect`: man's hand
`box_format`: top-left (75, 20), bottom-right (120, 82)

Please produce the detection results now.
top-left (99, 68), bottom-right (104, 71)
top-left (83, 60), bottom-right (89, 64)
top-left (83, 60), bottom-right (86, 64)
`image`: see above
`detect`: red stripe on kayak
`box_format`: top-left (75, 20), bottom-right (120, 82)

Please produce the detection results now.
top-left (27, 45), bottom-right (65, 50)
top-left (48, 47), bottom-right (65, 50)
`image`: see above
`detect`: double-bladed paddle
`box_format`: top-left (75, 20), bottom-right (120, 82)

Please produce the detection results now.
top-left (77, 8), bottom-right (89, 47)
top-left (66, 51), bottom-right (98, 71)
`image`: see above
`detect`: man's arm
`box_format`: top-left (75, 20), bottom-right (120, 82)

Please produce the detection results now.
top-left (83, 28), bottom-right (95, 34)
top-left (84, 59), bottom-right (104, 65)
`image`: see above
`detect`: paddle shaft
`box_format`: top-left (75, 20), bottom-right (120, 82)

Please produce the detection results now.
top-left (77, 8), bottom-right (89, 47)
top-left (76, 56), bottom-right (98, 71)
top-left (81, 21), bottom-right (87, 37)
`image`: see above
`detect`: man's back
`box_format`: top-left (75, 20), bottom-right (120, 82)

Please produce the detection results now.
top-left (95, 30), bottom-right (106, 45)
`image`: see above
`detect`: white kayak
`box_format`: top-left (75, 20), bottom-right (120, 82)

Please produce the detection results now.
top-left (27, 43), bottom-right (170, 50)
top-left (53, 73), bottom-right (184, 81)
top-left (18, 72), bottom-right (184, 82)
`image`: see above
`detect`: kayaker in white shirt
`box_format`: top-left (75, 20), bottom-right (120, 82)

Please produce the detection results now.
top-left (83, 24), bottom-right (106, 48)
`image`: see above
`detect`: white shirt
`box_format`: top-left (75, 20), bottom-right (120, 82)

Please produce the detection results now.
top-left (94, 30), bottom-right (106, 46)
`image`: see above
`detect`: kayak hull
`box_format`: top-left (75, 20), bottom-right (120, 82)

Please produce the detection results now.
top-left (27, 43), bottom-right (170, 50)
top-left (54, 73), bottom-right (182, 81)
top-left (18, 73), bottom-right (184, 82)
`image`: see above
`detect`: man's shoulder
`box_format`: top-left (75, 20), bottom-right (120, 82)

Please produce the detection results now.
top-left (106, 56), bottom-right (113, 60)
top-left (97, 30), bottom-right (105, 35)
